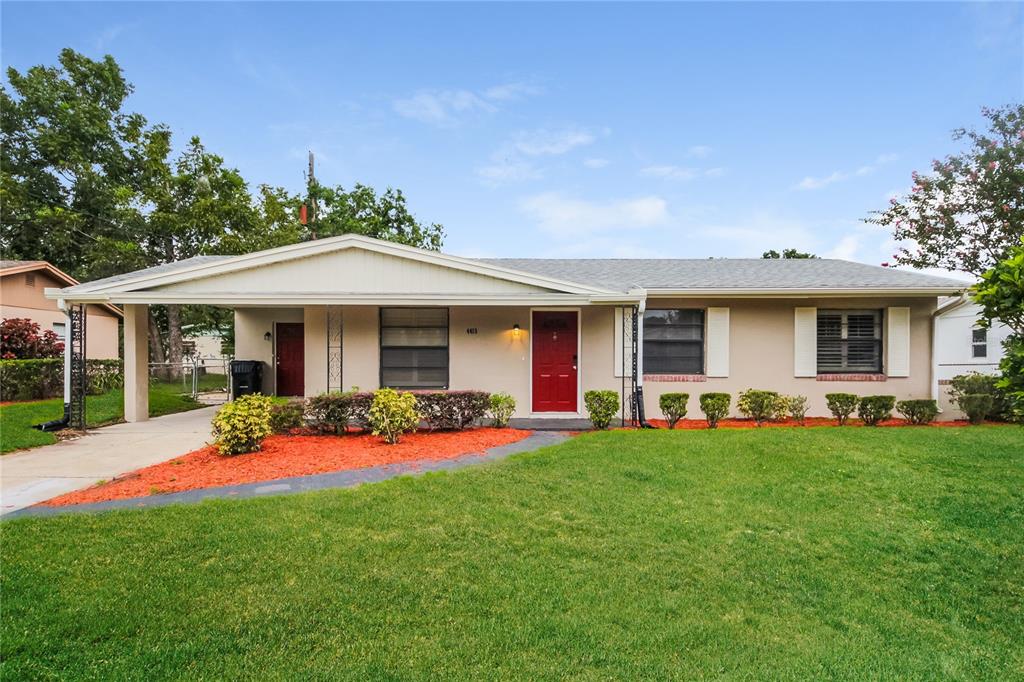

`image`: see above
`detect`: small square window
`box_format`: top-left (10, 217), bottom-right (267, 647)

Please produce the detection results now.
top-left (972, 328), bottom-right (987, 358)
top-left (52, 322), bottom-right (67, 340)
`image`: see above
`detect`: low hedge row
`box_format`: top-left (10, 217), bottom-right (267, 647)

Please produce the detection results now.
top-left (303, 389), bottom-right (498, 434)
top-left (0, 358), bottom-right (124, 401)
top-left (652, 391), bottom-right (946, 429)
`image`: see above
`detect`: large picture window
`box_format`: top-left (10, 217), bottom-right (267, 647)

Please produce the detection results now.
top-left (643, 309), bottom-right (704, 374)
top-left (817, 309), bottom-right (882, 373)
top-left (380, 308), bottom-right (449, 389)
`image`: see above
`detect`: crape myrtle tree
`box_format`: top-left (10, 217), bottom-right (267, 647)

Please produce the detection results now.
top-left (2, 49), bottom-right (445, 375)
top-left (867, 104), bottom-right (1023, 276)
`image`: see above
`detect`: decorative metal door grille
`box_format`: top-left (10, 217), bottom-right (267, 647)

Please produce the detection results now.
top-left (620, 305), bottom-right (639, 426)
top-left (68, 303), bottom-right (87, 429)
top-left (327, 305), bottom-right (343, 392)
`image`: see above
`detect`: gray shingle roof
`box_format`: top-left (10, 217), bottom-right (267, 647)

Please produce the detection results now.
top-left (53, 246), bottom-right (967, 296)
top-left (62, 255), bottom-right (232, 292)
top-left (479, 258), bottom-right (968, 292)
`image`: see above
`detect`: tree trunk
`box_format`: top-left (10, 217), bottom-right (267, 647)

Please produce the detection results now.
top-left (148, 310), bottom-right (167, 382)
top-left (167, 304), bottom-right (183, 381)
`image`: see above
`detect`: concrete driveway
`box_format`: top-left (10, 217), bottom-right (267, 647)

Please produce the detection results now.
top-left (1, 406), bottom-right (218, 516)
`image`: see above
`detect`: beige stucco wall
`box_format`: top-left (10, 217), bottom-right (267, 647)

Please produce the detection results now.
top-left (1, 270), bottom-right (120, 359)
top-left (233, 307), bottom-right (303, 396)
top-left (640, 297), bottom-right (938, 420)
top-left (233, 298), bottom-right (938, 420)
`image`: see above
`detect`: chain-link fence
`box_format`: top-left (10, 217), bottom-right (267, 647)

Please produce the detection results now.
top-left (148, 356), bottom-right (231, 404)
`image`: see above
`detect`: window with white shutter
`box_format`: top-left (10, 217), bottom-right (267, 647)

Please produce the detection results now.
top-left (817, 309), bottom-right (882, 373)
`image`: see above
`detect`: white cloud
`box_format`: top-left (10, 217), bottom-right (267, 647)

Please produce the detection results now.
top-left (795, 153), bottom-right (899, 191)
top-left (583, 158), bottom-right (610, 169)
top-left (476, 127), bottom-right (601, 186)
top-left (825, 234), bottom-right (862, 260)
top-left (520, 192), bottom-right (670, 237)
top-left (95, 23), bottom-right (134, 50)
top-left (476, 159), bottom-right (542, 186)
top-left (482, 82), bottom-right (543, 101)
top-left (641, 165), bottom-right (724, 181)
top-left (393, 81), bottom-right (541, 126)
top-left (393, 90), bottom-right (495, 126)
top-left (641, 165), bottom-right (698, 181)
top-left (687, 145), bottom-right (713, 158)
top-left (512, 128), bottom-right (595, 156)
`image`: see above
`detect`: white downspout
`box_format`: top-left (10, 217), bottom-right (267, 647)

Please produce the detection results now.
top-left (58, 298), bottom-right (71, 405)
top-left (636, 297), bottom-right (646, 388)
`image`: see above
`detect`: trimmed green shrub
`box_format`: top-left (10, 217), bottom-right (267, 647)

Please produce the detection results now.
top-left (212, 393), bottom-right (274, 455)
top-left (785, 395), bottom-right (809, 425)
top-left (306, 391), bottom-right (354, 434)
top-left (659, 392), bottom-right (689, 429)
top-left (699, 392), bottom-right (731, 429)
top-left (488, 392), bottom-right (516, 428)
top-left (949, 373), bottom-right (1008, 420)
top-left (858, 395), bottom-right (896, 426)
top-left (737, 389), bottom-right (781, 426)
top-left (960, 394), bottom-right (993, 425)
top-left (584, 390), bottom-right (619, 430)
top-left (896, 399), bottom-right (938, 425)
top-left (368, 388), bottom-right (419, 444)
top-left (0, 358), bottom-right (62, 400)
top-left (415, 390), bottom-right (490, 430)
top-left (270, 400), bottom-right (305, 434)
top-left (0, 358), bottom-right (123, 401)
top-left (825, 393), bottom-right (859, 425)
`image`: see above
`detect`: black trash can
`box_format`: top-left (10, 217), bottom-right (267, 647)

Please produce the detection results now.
top-left (230, 360), bottom-right (263, 399)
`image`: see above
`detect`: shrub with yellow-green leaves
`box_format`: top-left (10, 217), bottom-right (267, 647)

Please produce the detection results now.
top-left (212, 393), bottom-right (274, 455)
top-left (368, 388), bottom-right (420, 444)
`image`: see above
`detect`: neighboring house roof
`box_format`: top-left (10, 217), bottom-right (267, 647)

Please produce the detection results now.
top-left (1, 260), bottom-right (123, 317)
top-left (46, 234), bottom-right (968, 304)
top-left (481, 258), bottom-right (968, 294)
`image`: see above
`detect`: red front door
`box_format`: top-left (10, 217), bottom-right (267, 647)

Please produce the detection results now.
top-left (275, 323), bottom-right (305, 396)
top-left (532, 311), bottom-right (578, 412)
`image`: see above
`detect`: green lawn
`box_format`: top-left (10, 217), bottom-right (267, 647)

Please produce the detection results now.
top-left (0, 375), bottom-right (224, 453)
top-left (2, 427), bottom-right (1022, 679)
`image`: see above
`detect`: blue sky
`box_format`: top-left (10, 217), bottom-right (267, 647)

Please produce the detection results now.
top-left (2, 2), bottom-right (1021, 268)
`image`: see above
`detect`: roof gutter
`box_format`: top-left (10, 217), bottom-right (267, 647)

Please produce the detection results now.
top-left (644, 287), bottom-right (966, 297)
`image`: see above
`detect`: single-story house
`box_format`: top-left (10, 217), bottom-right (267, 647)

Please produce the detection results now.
top-left (1, 260), bottom-right (121, 359)
top-left (46, 234), bottom-right (967, 422)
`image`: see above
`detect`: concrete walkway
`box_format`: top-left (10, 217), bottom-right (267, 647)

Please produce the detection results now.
top-left (6, 431), bottom-right (570, 519)
top-left (0, 406), bottom-right (219, 515)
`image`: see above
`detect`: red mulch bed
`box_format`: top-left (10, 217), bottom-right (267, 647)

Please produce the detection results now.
top-left (647, 417), bottom-right (1000, 430)
top-left (43, 428), bottom-right (533, 507)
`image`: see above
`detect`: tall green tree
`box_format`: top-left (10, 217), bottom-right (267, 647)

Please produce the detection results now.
top-left (0, 48), bottom-right (158, 279)
top-left (305, 181), bottom-right (444, 249)
top-left (868, 105), bottom-right (1024, 277)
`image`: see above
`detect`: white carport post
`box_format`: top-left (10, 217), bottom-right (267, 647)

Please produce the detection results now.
top-left (124, 303), bottom-right (149, 422)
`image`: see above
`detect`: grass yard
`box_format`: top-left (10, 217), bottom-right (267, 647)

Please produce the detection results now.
top-left (0, 375), bottom-right (223, 453)
top-left (3, 426), bottom-right (1022, 679)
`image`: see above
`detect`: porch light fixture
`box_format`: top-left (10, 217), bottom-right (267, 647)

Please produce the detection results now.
top-left (512, 323), bottom-right (521, 338)
top-left (264, 331), bottom-right (273, 342)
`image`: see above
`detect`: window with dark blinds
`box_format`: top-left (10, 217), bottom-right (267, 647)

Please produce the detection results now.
top-left (380, 308), bottom-right (449, 389)
top-left (972, 328), bottom-right (987, 358)
top-left (643, 309), bottom-right (705, 374)
top-left (817, 310), bottom-right (882, 373)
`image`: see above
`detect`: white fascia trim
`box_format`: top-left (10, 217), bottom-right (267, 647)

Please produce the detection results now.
top-left (73, 292), bottom-right (596, 307)
top-left (62, 235), bottom-right (613, 297)
top-left (645, 287), bottom-right (965, 298)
